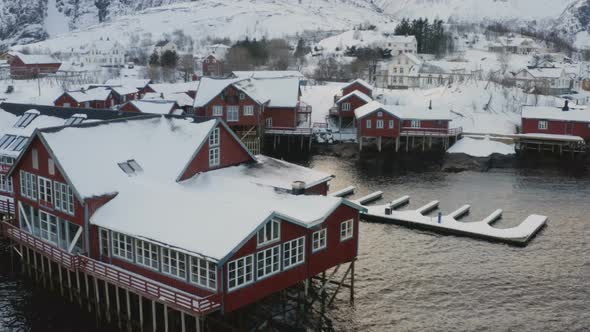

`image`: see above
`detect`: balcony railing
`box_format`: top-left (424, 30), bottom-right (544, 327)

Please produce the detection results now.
top-left (400, 127), bottom-right (463, 137)
top-left (264, 127), bottom-right (313, 136)
top-left (0, 198), bottom-right (15, 215)
top-left (1, 221), bottom-right (221, 316)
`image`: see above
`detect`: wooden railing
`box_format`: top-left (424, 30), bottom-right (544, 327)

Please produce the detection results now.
top-left (400, 127), bottom-right (463, 137)
top-left (1, 221), bottom-right (221, 316)
top-left (264, 127), bottom-right (313, 136)
top-left (0, 199), bottom-right (15, 215)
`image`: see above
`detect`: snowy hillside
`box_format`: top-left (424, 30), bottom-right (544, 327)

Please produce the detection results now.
top-left (16, 0), bottom-right (397, 54)
top-left (374, 0), bottom-right (576, 21)
top-left (554, 0), bottom-right (590, 49)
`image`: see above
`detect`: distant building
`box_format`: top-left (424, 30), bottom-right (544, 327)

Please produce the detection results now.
top-left (488, 37), bottom-right (541, 55)
top-left (80, 38), bottom-right (126, 67)
top-left (202, 54), bottom-right (224, 77)
top-left (513, 67), bottom-right (572, 95)
top-left (382, 35), bottom-right (417, 55)
top-left (8, 52), bottom-right (61, 79)
top-left (154, 40), bottom-right (177, 56)
top-left (521, 103), bottom-right (590, 141)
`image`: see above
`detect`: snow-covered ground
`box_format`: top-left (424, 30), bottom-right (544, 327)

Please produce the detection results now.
top-left (447, 137), bottom-right (516, 157)
top-left (0, 79), bottom-right (64, 105)
top-left (18, 0), bottom-right (397, 54)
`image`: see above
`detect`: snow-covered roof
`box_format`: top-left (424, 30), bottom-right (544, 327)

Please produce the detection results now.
top-left (10, 52), bottom-right (60, 65)
top-left (147, 82), bottom-right (199, 95)
top-left (66, 88), bottom-right (112, 103)
top-left (142, 92), bottom-right (194, 108)
top-left (403, 52), bottom-right (422, 65)
top-left (193, 77), bottom-right (243, 108)
top-left (389, 35), bottom-right (417, 44)
top-left (447, 137), bottom-right (515, 157)
top-left (110, 86), bottom-right (138, 96)
top-left (89, 39), bottom-right (121, 52)
top-left (104, 79), bottom-right (151, 89)
top-left (522, 106), bottom-right (590, 122)
top-left (246, 155), bottom-right (333, 190)
top-left (355, 101), bottom-right (451, 121)
top-left (336, 91), bottom-right (372, 104)
top-left (125, 100), bottom-right (177, 114)
top-left (342, 79), bottom-right (373, 92)
top-left (232, 71), bottom-right (305, 79)
top-left (522, 68), bottom-right (565, 79)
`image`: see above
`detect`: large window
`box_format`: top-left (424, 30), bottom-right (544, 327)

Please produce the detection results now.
top-left (410, 120), bottom-right (421, 128)
top-left (283, 237), bottom-right (305, 269)
top-left (538, 120), bottom-right (548, 130)
top-left (112, 232), bottom-right (134, 261)
top-left (0, 174), bottom-right (12, 193)
top-left (243, 105), bottom-right (254, 116)
top-left (340, 219), bottom-right (354, 241)
top-left (54, 182), bottom-right (75, 215)
top-left (227, 106), bottom-right (239, 122)
top-left (161, 248), bottom-right (187, 279)
top-left (212, 105), bottom-right (223, 116)
top-left (20, 171), bottom-right (37, 201)
top-left (312, 229), bottom-right (327, 252)
top-left (209, 147), bottom-right (220, 167)
top-left (257, 219), bottom-right (280, 246)
top-left (377, 120), bottom-right (384, 129)
top-left (39, 211), bottom-right (58, 245)
top-left (38, 176), bottom-right (53, 203)
top-left (136, 239), bottom-right (159, 270)
top-left (256, 245), bottom-right (280, 279)
top-left (228, 255), bottom-right (253, 291)
top-left (190, 257), bottom-right (217, 290)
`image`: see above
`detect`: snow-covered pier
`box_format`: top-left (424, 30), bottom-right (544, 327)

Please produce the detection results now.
top-left (358, 194), bottom-right (547, 246)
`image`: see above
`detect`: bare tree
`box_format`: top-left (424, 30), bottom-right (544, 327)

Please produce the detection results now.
top-left (179, 54), bottom-right (194, 82)
top-left (497, 51), bottom-right (511, 74)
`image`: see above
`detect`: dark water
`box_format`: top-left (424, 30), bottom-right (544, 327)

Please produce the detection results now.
top-left (1, 154), bottom-right (590, 331)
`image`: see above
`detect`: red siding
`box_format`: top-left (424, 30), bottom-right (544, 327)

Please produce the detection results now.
top-left (221, 204), bottom-right (359, 313)
top-left (400, 119), bottom-right (450, 133)
top-left (522, 118), bottom-right (590, 139)
top-left (54, 92), bottom-right (115, 109)
top-left (337, 95), bottom-right (369, 118)
top-left (119, 103), bottom-right (142, 113)
top-left (357, 112), bottom-right (401, 138)
top-left (203, 56), bottom-right (224, 77)
top-left (265, 107), bottom-right (297, 129)
top-left (305, 182), bottom-right (329, 196)
top-left (342, 83), bottom-right (372, 98)
top-left (10, 57), bottom-right (61, 79)
top-left (196, 85), bottom-right (262, 128)
top-left (54, 94), bottom-right (78, 107)
top-left (178, 124), bottom-right (254, 181)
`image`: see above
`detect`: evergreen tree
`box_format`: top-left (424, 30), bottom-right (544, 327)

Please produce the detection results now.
top-left (149, 52), bottom-right (160, 66)
top-left (160, 50), bottom-right (179, 68)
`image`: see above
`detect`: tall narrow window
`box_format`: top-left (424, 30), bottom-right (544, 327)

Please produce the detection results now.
top-left (38, 177), bottom-right (53, 203)
top-left (32, 149), bottom-right (39, 170)
top-left (20, 171), bottom-right (37, 201)
top-left (243, 105), bottom-right (254, 116)
top-left (389, 120), bottom-right (395, 129)
top-left (538, 120), bottom-right (548, 130)
top-left (100, 229), bottom-right (110, 257)
top-left (212, 105), bottom-right (223, 116)
top-left (377, 120), bottom-right (384, 129)
top-left (209, 147), bottom-right (220, 167)
top-left (340, 219), bottom-right (354, 241)
top-left (48, 158), bottom-right (55, 175)
top-left (227, 106), bottom-right (239, 122)
top-left (54, 181), bottom-right (75, 215)
top-left (39, 211), bottom-right (58, 244)
top-left (366, 120), bottom-right (372, 129)
top-left (209, 128), bottom-right (220, 147)
top-left (256, 245), bottom-right (280, 279)
top-left (283, 237), bottom-right (305, 269)
top-left (257, 219), bottom-right (280, 246)
top-left (227, 255), bottom-right (253, 291)
top-left (342, 103), bottom-right (351, 111)
top-left (312, 229), bottom-right (327, 252)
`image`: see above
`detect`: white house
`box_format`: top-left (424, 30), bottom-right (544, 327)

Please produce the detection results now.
top-left (382, 35), bottom-right (417, 55)
top-left (382, 52), bottom-right (423, 88)
top-left (513, 67), bottom-right (572, 94)
top-left (82, 38), bottom-right (126, 67)
top-left (488, 37), bottom-right (541, 55)
top-left (154, 40), bottom-right (178, 56)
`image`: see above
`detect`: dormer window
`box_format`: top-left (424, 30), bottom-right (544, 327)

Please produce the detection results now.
top-left (11, 136), bottom-right (27, 151)
top-left (118, 159), bottom-right (143, 176)
top-left (0, 135), bottom-right (16, 150)
top-left (65, 114), bottom-right (86, 126)
top-left (257, 219), bottom-right (280, 246)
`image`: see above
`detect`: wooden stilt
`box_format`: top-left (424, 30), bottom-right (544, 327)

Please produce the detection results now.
top-left (67, 268), bottom-right (73, 302)
top-left (58, 265), bottom-right (64, 296)
top-left (139, 295), bottom-right (144, 332)
top-left (350, 260), bottom-right (355, 305)
top-left (76, 270), bottom-right (82, 306)
top-left (85, 273), bottom-right (91, 312)
top-left (196, 316), bottom-right (202, 332)
top-left (116, 286), bottom-right (121, 329)
top-left (181, 311), bottom-right (186, 332)
top-left (105, 282), bottom-right (111, 322)
top-left (164, 304), bottom-right (169, 332)
top-left (152, 301), bottom-right (157, 332)
top-left (358, 136), bottom-right (363, 151)
top-left (378, 136), bottom-right (382, 152)
top-left (126, 289), bottom-right (131, 326)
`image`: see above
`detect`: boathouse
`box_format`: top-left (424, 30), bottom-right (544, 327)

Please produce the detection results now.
top-left (2, 114), bottom-right (362, 329)
top-left (54, 87), bottom-right (115, 109)
top-left (354, 101), bottom-right (461, 151)
top-left (8, 52), bottom-right (62, 79)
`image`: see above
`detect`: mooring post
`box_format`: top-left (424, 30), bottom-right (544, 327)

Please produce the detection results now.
top-left (196, 316), bottom-right (202, 332)
top-left (76, 270), bottom-right (82, 306)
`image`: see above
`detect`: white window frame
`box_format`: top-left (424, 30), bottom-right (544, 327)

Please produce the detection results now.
top-left (0, 174), bottom-right (13, 193)
top-left (283, 236), bottom-right (305, 270)
top-left (99, 228), bottom-right (110, 257)
top-left (212, 105), bottom-right (223, 117)
top-left (227, 105), bottom-right (239, 122)
top-left (342, 102), bottom-right (351, 111)
top-left (410, 120), bottom-right (421, 128)
top-left (136, 239), bottom-right (159, 271)
top-left (32, 148), bottom-right (39, 170)
top-left (257, 219), bottom-right (280, 247)
top-left (376, 120), bottom-right (384, 129)
top-left (227, 255), bottom-right (254, 291)
top-left (538, 120), bottom-right (548, 130)
top-left (112, 232), bottom-right (134, 262)
top-left (161, 247), bottom-right (187, 280)
top-left (389, 120), bottom-right (395, 129)
top-left (209, 147), bottom-right (220, 168)
top-left (366, 120), bottom-right (372, 129)
top-left (243, 105), bottom-right (254, 116)
top-left (39, 210), bottom-right (58, 245)
top-left (266, 117), bottom-right (273, 128)
top-left (312, 228), bottom-right (327, 252)
top-left (20, 171), bottom-right (37, 201)
top-left (209, 127), bottom-right (220, 147)
top-left (53, 181), bottom-right (75, 215)
top-left (256, 244), bottom-right (281, 280)
top-left (48, 158), bottom-right (55, 175)
top-left (190, 257), bottom-right (217, 291)
top-left (340, 219), bottom-right (354, 242)
top-left (239, 93), bottom-right (245, 100)
top-left (377, 111), bottom-right (383, 117)
top-left (38, 176), bottom-right (53, 204)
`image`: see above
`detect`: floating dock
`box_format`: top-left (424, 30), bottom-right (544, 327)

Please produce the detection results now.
top-left (357, 193), bottom-right (547, 246)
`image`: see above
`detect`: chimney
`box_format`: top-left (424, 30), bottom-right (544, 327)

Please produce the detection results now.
top-left (429, 100), bottom-right (432, 110)
top-left (160, 92), bottom-right (164, 99)
top-left (562, 100), bottom-right (569, 112)
top-left (291, 181), bottom-right (306, 195)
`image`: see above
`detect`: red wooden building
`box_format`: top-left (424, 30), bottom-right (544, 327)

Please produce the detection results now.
top-left (340, 79), bottom-right (374, 99)
top-left (202, 54), bottom-right (224, 78)
top-left (355, 101), bottom-right (461, 151)
top-left (521, 104), bottom-right (590, 140)
top-left (54, 87), bottom-right (115, 109)
top-left (8, 52), bottom-right (61, 79)
top-left (4, 115), bottom-right (362, 323)
top-left (119, 100), bottom-right (180, 114)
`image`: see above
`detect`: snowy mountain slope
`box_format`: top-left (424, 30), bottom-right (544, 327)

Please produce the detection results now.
top-left (553, 0), bottom-right (590, 48)
top-left (373, 0), bottom-right (576, 21)
top-left (19, 0), bottom-right (397, 53)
